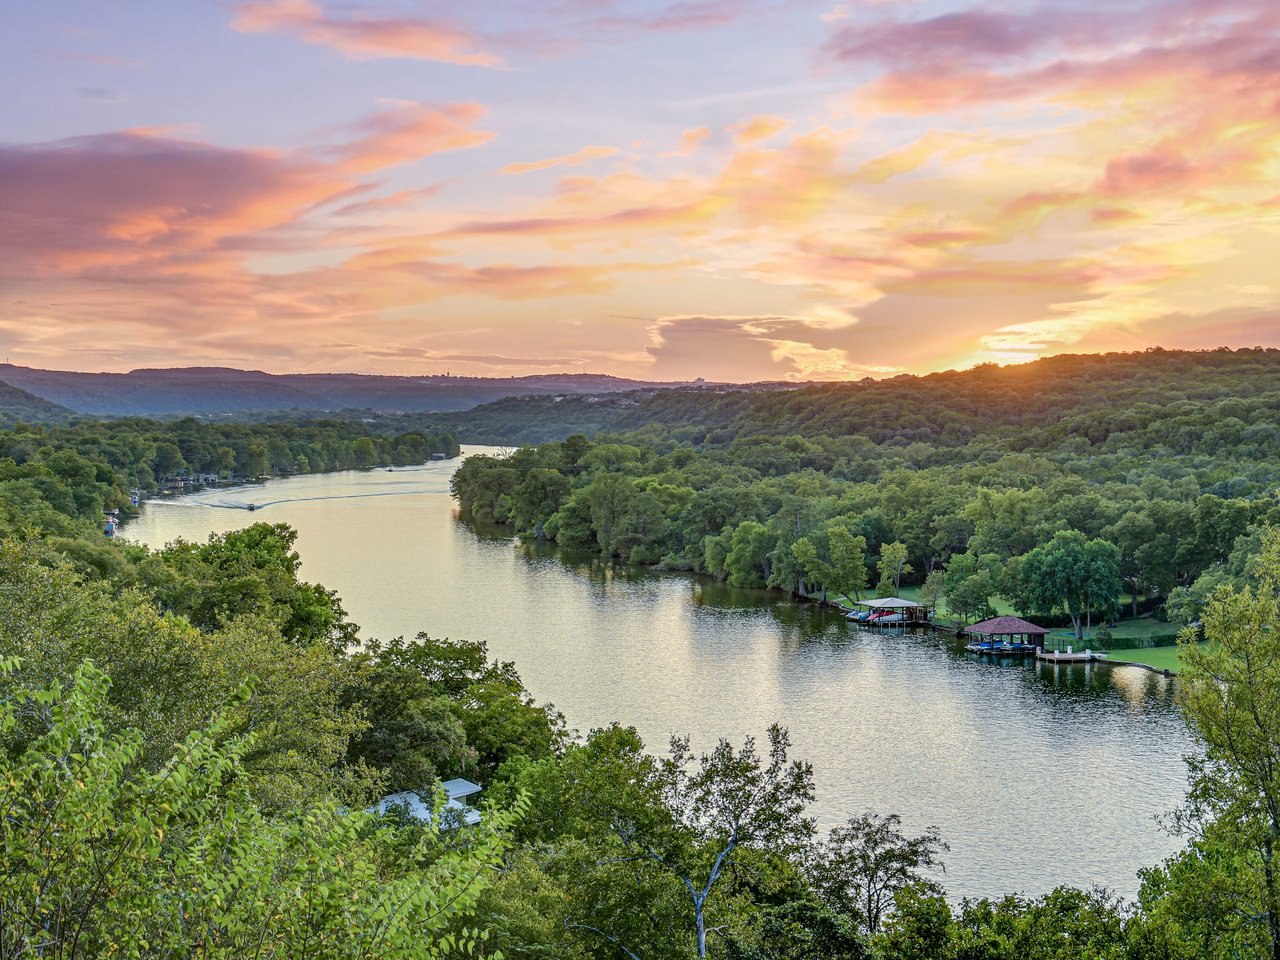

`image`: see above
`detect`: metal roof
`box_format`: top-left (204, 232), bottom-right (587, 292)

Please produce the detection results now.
top-left (855, 596), bottom-right (923, 608)
top-left (965, 616), bottom-right (1049, 636)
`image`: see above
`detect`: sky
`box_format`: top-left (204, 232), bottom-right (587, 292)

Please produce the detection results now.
top-left (1, 0), bottom-right (1278, 381)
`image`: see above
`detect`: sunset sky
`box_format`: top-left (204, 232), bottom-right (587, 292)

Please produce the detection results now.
top-left (2, 0), bottom-right (1279, 381)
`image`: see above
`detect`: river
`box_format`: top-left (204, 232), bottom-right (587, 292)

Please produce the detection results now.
top-left (125, 447), bottom-right (1191, 900)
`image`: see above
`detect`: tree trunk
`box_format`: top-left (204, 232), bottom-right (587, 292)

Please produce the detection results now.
top-left (695, 899), bottom-right (707, 960)
top-left (1265, 835), bottom-right (1280, 960)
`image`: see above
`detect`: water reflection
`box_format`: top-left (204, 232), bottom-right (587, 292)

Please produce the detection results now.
top-left (126, 452), bottom-right (1192, 902)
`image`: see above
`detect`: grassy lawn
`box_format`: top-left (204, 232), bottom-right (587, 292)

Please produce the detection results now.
top-left (1105, 644), bottom-right (1187, 673)
top-left (1050, 618), bottom-right (1188, 643)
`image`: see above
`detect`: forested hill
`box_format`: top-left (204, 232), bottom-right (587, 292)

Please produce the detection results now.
top-left (439, 348), bottom-right (1280, 446)
top-left (0, 378), bottom-right (73, 424)
top-left (0, 363), bottom-right (707, 416)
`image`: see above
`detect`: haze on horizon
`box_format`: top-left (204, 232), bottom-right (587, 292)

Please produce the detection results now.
top-left (2, 0), bottom-right (1278, 382)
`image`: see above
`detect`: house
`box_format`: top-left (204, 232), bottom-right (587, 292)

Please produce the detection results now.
top-left (370, 778), bottom-right (483, 828)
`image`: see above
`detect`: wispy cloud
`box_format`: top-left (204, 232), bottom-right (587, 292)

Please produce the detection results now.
top-left (231, 0), bottom-right (502, 66)
top-left (499, 145), bottom-right (618, 176)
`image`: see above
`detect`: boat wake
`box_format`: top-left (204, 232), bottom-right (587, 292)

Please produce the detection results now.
top-left (193, 489), bottom-right (440, 512)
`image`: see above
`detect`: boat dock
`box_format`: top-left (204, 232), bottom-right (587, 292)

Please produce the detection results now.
top-left (1036, 648), bottom-right (1106, 663)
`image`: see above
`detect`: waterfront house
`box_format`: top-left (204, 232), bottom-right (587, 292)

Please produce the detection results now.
top-left (370, 777), bottom-right (483, 828)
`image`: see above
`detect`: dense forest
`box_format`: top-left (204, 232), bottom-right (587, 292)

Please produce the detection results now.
top-left (452, 349), bottom-right (1280, 637)
top-left (431, 347), bottom-right (1280, 446)
top-left (0, 416), bottom-right (458, 543)
top-left (2, 352), bottom-right (1280, 957)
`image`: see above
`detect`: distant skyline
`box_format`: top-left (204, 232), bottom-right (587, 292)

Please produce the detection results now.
top-left (2, 0), bottom-right (1278, 381)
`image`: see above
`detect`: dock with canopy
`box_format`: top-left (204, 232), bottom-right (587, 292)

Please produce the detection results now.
top-left (846, 596), bottom-right (930, 625)
top-left (964, 616), bottom-right (1049, 654)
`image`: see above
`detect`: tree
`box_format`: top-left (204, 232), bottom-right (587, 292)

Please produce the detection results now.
top-left (351, 436), bottom-right (379, 469)
top-left (830, 525), bottom-right (870, 601)
top-left (811, 813), bottom-right (948, 936)
top-left (514, 467), bottom-right (571, 537)
top-left (1012, 531), bottom-right (1121, 639)
top-left (876, 541), bottom-right (913, 596)
top-left (1174, 525), bottom-right (1280, 959)
top-left (793, 523), bottom-right (868, 601)
top-left (944, 553), bottom-right (1001, 626)
top-left (1106, 510), bottom-right (1158, 618)
top-left (724, 520), bottom-right (774, 588)
top-left (724, 900), bottom-right (870, 960)
top-left (563, 725), bottom-right (815, 960)
top-left (919, 569), bottom-right (946, 617)
top-left (585, 472), bottom-right (636, 555)
top-left (151, 440), bottom-right (186, 476)
top-left (0, 660), bottom-right (520, 958)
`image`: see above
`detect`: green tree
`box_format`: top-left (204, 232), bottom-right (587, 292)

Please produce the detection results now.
top-left (811, 812), bottom-right (948, 936)
top-left (0, 660), bottom-right (520, 959)
top-left (876, 541), bottom-right (913, 596)
top-left (725, 520), bottom-right (774, 588)
top-left (585, 472), bottom-right (636, 555)
top-left (919, 569), bottom-right (946, 616)
top-left (351, 436), bottom-right (379, 469)
top-left (1011, 531), bottom-right (1121, 639)
top-left (793, 524), bottom-right (869, 601)
top-left (1172, 526), bottom-right (1280, 959)
top-left (943, 553), bottom-right (1000, 626)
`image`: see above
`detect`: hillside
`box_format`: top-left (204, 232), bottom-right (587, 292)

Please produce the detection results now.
top-left (0, 378), bottom-right (73, 425)
top-left (0, 364), bottom-right (707, 416)
top-left (437, 347), bottom-right (1280, 446)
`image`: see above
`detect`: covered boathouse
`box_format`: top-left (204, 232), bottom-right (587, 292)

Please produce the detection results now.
top-left (964, 616), bottom-right (1049, 654)
top-left (847, 596), bottom-right (931, 625)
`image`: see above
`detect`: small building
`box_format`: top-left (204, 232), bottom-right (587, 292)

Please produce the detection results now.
top-left (370, 778), bottom-right (483, 828)
top-left (965, 616), bottom-right (1049, 654)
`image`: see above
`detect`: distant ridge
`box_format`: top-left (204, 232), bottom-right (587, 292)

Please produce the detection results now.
top-left (430, 346), bottom-right (1280, 445)
top-left (0, 364), bottom-right (718, 416)
top-left (0, 379), bottom-right (73, 424)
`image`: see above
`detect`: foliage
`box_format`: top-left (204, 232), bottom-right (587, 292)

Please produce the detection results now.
top-left (451, 352), bottom-right (1280, 633)
top-left (0, 659), bottom-right (519, 959)
top-left (811, 812), bottom-right (948, 936)
top-left (1006, 531), bottom-right (1122, 639)
top-left (1158, 525), bottom-right (1280, 958)
top-left (348, 634), bottom-right (566, 787)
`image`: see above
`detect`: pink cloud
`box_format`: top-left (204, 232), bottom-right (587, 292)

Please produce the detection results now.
top-left (0, 131), bottom-right (346, 277)
top-left (231, 0), bottom-right (501, 67)
top-left (830, 0), bottom-right (1280, 114)
top-left (328, 101), bottom-right (494, 174)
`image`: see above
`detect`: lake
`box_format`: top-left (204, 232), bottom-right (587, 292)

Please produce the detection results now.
top-left (125, 447), bottom-right (1191, 900)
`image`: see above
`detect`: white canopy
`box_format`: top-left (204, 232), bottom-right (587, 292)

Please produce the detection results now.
top-left (854, 597), bottom-right (922, 608)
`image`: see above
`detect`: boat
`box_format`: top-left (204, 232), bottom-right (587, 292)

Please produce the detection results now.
top-left (247, 504), bottom-right (257, 511)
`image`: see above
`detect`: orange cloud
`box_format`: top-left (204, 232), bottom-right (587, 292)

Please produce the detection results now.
top-left (731, 115), bottom-right (790, 146)
top-left (231, 0), bottom-right (501, 67)
top-left (661, 127), bottom-right (711, 157)
top-left (499, 145), bottom-right (619, 176)
top-left (329, 101), bottom-right (494, 174)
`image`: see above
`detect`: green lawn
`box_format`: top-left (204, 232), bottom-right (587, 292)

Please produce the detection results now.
top-left (1051, 618), bottom-right (1188, 643)
top-left (1105, 644), bottom-right (1187, 673)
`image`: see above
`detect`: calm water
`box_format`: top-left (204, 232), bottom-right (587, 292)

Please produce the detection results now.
top-left (126, 448), bottom-right (1192, 900)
